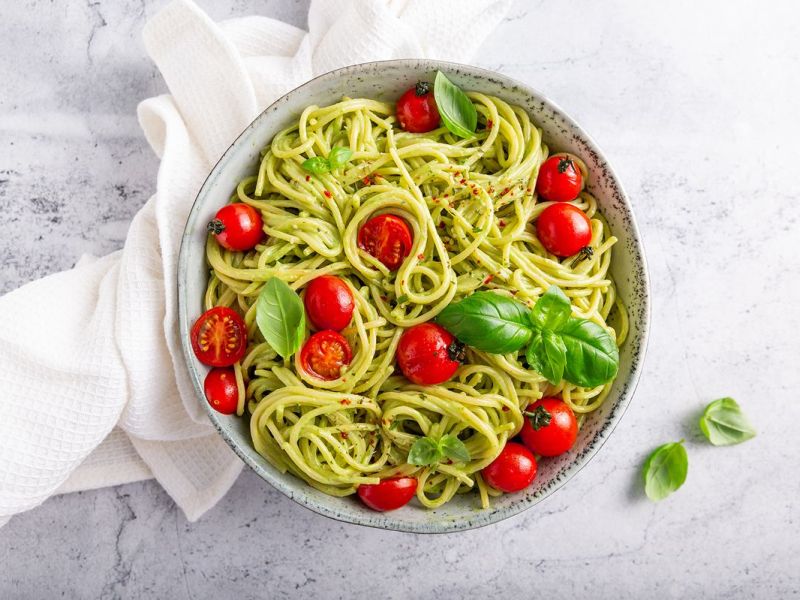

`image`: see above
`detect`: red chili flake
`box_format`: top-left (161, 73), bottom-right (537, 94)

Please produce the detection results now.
top-left (526, 187), bottom-right (532, 193)
top-left (323, 190), bottom-right (332, 198)
top-left (340, 431), bottom-right (349, 439)
top-left (433, 197), bottom-right (439, 203)
top-left (305, 175), bottom-right (310, 182)
top-left (488, 187), bottom-right (495, 194)
top-left (510, 290), bottom-right (518, 295)
top-left (382, 418), bottom-right (389, 426)
top-left (362, 176), bottom-right (372, 185)
top-left (499, 219), bottom-right (506, 228)
top-left (460, 179), bottom-right (467, 185)
top-left (444, 193), bottom-right (449, 198)
top-left (472, 188), bottom-right (479, 195)
top-left (438, 222), bottom-right (445, 229)
top-left (486, 119), bottom-right (494, 129)
top-left (400, 280), bottom-right (405, 285)
top-left (340, 398), bottom-right (351, 406)
top-left (500, 187), bottom-right (510, 196)
top-left (417, 253), bottom-right (424, 260)
top-left (380, 295), bottom-right (388, 302)
top-left (483, 274), bottom-right (494, 285)
top-left (342, 377), bottom-right (347, 382)
top-left (455, 171), bottom-right (462, 177)
top-left (501, 405), bottom-right (509, 412)
top-left (445, 459), bottom-right (453, 465)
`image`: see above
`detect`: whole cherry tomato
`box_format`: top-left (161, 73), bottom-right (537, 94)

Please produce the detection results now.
top-left (357, 477), bottom-right (418, 511)
top-left (357, 214), bottom-right (413, 271)
top-left (396, 81), bottom-right (440, 133)
top-left (203, 367), bottom-right (239, 414)
top-left (190, 306), bottom-right (247, 367)
top-left (481, 442), bottom-right (538, 493)
top-left (299, 330), bottom-right (353, 380)
top-left (396, 323), bottom-right (464, 385)
top-left (535, 155), bottom-right (583, 202)
top-left (304, 275), bottom-right (355, 332)
top-left (536, 203), bottom-right (592, 257)
top-left (207, 203), bottom-right (264, 251)
top-left (520, 397), bottom-right (578, 457)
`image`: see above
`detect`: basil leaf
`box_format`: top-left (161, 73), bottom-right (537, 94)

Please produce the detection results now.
top-left (301, 156), bottom-right (330, 174)
top-left (328, 147), bottom-right (353, 169)
top-left (407, 437), bottom-right (441, 466)
top-left (559, 318), bottom-right (619, 387)
top-left (436, 291), bottom-right (532, 354)
top-left (433, 71), bottom-right (477, 139)
top-left (529, 285), bottom-right (572, 331)
top-left (255, 278), bottom-right (306, 358)
top-left (439, 434), bottom-right (470, 463)
top-left (525, 329), bottom-right (567, 384)
top-left (699, 398), bottom-right (756, 446)
top-left (642, 441), bottom-right (688, 501)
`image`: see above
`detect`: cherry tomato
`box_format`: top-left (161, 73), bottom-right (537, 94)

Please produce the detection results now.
top-left (203, 367), bottom-right (239, 414)
top-left (396, 81), bottom-right (440, 133)
top-left (535, 155), bottom-right (583, 202)
top-left (520, 397), bottom-right (578, 457)
top-left (481, 442), bottom-right (538, 493)
top-left (536, 203), bottom-right (592, 257)
top-left (357, 477), bottom-right (418, 511)
top-left (207, 203), bottom-right (264, 252)
top-left (357, 214), bottom-right (413, 271)
top-left (190, 306), bottom-right (247, 367)
top-left (396, 323), bottom-right (464, 385)
top-left (299, 330), bottom-right (352, 380)
top-left (304, 275), bottom-right (355, 332)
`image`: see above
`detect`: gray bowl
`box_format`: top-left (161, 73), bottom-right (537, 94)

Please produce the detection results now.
top-left (178, 59), bottom-right (650, 533)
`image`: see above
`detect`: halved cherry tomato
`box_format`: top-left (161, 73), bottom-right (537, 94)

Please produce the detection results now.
top-left (482, 442), bottom-right (537, 493)
top-left (299, 330), bottom-right (352, 380)
top-left (357, 477), bottom-right (417, 511)
top-left (203, 367), bottom-right (239, 414)
top-left (207, 203), bottom-right (264, 252)
top-left (396, 81), bottom-right (440, 133)
top-left (396, 323), bottom-right (464, 385)
top-left (536, 203), bottom-right (592, 257)
top-left (304, 275), bottom-right (355, 332)
top-left (535, 155), bottom-right (583, 202)
top-left (191, 306), bottom-right (247, 367)
top-left (357, 214), bottom-right (413, 271)
top-left (520, 397), bottom-right (578, 457)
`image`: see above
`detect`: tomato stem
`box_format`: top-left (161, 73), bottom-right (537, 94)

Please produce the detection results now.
top-left (557, 157), bottom-right (574, 174)
top-left (207, 218), bottom-right (225, 235)
top-left (569, 245), bottom-right (594, 268)
top-left (446, 339), bottom-right (466, 363)
top-left (415, 81), bottom-right (431, 96)
top-left (523, 405), bottom-right (552, 430)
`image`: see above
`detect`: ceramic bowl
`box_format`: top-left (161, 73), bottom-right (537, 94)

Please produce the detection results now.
top-left (178, 59), bottom-right (650, 533)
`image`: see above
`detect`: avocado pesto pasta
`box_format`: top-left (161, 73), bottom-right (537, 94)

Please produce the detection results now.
top-left (189, 72), bottom-right (626, 512)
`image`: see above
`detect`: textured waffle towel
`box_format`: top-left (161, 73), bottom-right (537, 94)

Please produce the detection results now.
top-left (0, 0), bottom-right (512, 527)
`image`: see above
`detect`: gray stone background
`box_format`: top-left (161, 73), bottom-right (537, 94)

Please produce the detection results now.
top-left (1, 1), bottom-right (799, 598)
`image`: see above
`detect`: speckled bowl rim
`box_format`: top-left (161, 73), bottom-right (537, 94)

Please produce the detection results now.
top-left (178, 59), bottom-right (650, 533)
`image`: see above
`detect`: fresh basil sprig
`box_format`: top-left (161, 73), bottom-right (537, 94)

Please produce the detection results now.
top-left (301, 147), bottom-right (353, 174)
top-left (436, 285), bottom-right (619, 387)
top-left (437, 291), bottom-right (532, 354)
top-left (433, 71), bottom-right (477, 139)
top-left (255, 277), bottom-right (305, 358)
top-left (699, 398), bottom-right (756, 446)
top-left (407, 434), bottom-right (470, 466)
top-left (642, 440), bottom-right (688, 501)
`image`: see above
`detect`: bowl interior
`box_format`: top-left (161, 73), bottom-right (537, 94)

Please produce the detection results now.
top-left (178, 60), bottom-right (649, 533)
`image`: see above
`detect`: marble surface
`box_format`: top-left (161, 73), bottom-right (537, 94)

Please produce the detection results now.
top-left (1, 0), bottom-right (799, 598)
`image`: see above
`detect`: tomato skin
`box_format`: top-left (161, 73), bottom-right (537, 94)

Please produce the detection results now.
top-left (357, 214), bottom-right (413, 271)
top-left (536, 203), bottom-right (592, 257)
top-left (535, 156), bottom-right (583, 202)
top-left (482, 442), bottom-right (538, 493)
top-left (304, 275), bottom-right (355, 332)
top-left (299, 330), bottom-right (353, 380)
top-left (396, 323), bottom-right (464, 385)
top-left (520, 398), bottom-right (578, 457)
top-left (357, 477), bottom-right (417, 511)
top-left (396, 82), bottom-right (440, 133)
top-left (190, 306), bottom-right (247, 367)
top-left (208, 203), bottom-right (264, 252)
top-left (203, 368), bottom-right (239, 414)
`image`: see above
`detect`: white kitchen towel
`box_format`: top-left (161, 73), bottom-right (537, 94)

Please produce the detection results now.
top-left (0, 0), bottom-right (513, 525)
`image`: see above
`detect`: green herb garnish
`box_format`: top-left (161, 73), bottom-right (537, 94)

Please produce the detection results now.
top-left (255, 278), bottom-right (305, 358)
top-left (699, 398), bottom-right (756, 446)
top-left (642, 441), bottom-right (688, 501)
top-left (301, 147), bottom-right (353, 174)
top-left (407, 434), bottom-right (470, 466)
